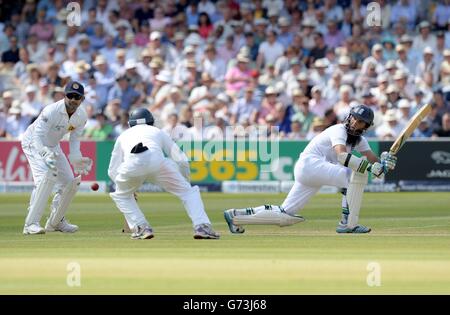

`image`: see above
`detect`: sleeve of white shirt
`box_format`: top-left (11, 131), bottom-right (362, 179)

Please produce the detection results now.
top-left (108, 137), bottom-right (124, 182)
top-left (69, 111), bottom-right (87, 159)
top-left (160, 130), bottom-right (189, 167)
top-left (32, 105), bottom-right (53, 154)
top-left (355, 136), bottom-right (371, 153)
top-left (329, 126), bottom-right (347, 147)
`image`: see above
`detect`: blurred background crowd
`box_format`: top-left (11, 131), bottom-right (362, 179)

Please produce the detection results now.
top-left (0, 0), bottom-right (450, 142)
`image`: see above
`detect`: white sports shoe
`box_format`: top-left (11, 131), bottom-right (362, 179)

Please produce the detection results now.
top-left (45, 217), bottom-right (79, 233)
top-left (23, 223), bottom-right (45, 235)
top-left (193, 223), bottom-right (220, 239)
top-left (131, 225), bottom-right (154, 240)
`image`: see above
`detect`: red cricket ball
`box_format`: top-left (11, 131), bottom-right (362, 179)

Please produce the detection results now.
top-left (91, 182), bottom-right (99, 191)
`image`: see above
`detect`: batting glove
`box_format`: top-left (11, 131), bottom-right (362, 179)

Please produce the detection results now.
top-left (70, 156), bottom-right (93, 175)
top-left (368, 162), bottom-right (385, 178)
top-left (380, 151), bottom-right (397, 171)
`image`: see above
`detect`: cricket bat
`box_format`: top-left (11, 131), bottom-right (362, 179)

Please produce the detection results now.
top-left (389, 103), bottom-right (432, 155)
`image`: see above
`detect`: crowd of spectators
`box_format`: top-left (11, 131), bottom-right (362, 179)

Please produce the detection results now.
top-left (1, 0), bottom-right (450, 142)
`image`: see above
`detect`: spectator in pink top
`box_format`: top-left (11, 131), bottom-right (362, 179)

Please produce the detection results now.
top-left (225, 54), bottom-right (252, 95)
top-left (29, 9), bottom-right (54, 42)
top-left (309, 85), bottom-right (331, 118)
top-left (324, 20), bottom-right (345, 49)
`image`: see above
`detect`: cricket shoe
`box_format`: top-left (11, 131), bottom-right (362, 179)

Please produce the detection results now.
top-left (336, 224), bottom-right (371, 234)
top-left (23, 223), bottom-right (45, 235)
top-left (193, 223), bottom-right (220, 239)
top-left (131, 225), bottom-right (154, 240)
top-left (45, 217), bottom-right (79, 233)
top-left (224, 209), bottom-right (245, 234)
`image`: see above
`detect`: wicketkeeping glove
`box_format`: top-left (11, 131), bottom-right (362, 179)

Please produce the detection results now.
top-left (380, 151), bottom-right (397, 171)
top-left (70, 155), bottom-right (93, 175)
top-left (39, 147), bottom-right (58, 171)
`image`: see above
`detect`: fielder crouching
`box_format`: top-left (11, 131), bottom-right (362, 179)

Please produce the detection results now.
top-left (21, 81), bottom-right (92, 235)
top-left (224, 105), bottom-right (398, 234)
top-left (108, 108), bottom-right (219, 240)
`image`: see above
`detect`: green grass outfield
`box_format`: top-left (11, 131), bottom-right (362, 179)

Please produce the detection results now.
top-left (0, 192), bottom-right (449, 294)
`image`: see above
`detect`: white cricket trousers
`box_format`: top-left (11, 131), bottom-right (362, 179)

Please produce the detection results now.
top-left (110, 154), bottom-right (211, 230)
top-left (21, 142), bottom-right (75, 224)
top-left (281, 154), bottom-right (350, 215)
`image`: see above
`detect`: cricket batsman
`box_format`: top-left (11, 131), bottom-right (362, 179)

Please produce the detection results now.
top-left (108, 108), bottom-right (220, 240)
top-left (224, 105), bottom-right (398, 234)
top-left (21, 81), bottom-right (92, 234)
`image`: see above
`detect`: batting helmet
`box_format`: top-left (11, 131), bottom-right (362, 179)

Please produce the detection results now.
top-left (128, 108), bottom-right (154, 127)
top-left (345, 105), bottom-right (374, 136)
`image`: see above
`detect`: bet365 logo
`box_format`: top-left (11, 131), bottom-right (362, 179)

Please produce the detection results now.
top-left (366, 2), bottom-right (382, 27)
top-left (66, 2), bottom-right (81, 27)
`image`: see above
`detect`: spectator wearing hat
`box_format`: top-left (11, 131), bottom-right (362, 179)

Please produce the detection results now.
top-left (310, 58), bottom-right (330, 88)
top-left (77, 34), bottom-right (93, 63)
top-left (305, 116), bottom-right (326, 140)
top-left (149, 70), bottom-right (173, 114)
top-left (230, 20), bottom-right (246, 51)
top-left (395, 44), bottom-right (415, 75)
top-left (396, 99), bottom-right (413, 125)
top-left (160, 86), bottom-right (188, 125)
top-left (110, 49), bottom-right (127, 74)
top-left (257, 86), bottom-right (283, 125)
top-left (413, 21), bottom-right (437, 52)
top-left (309, 85), bottom-right (331, 118)
top-left (23, 63), bottom-right (43, 91)
top-left (258, 63), bottom-right (279, 88)
top-left (390, 0), bottom-right (418, 30)
top-left (225, 53), bottom-right (252, 96)
top-left (71, 60), bottom-right (91, 87)
top-left (201, 44), bottom-right (227, 82)
top-left (361, 43), bottom-right (385, 75)
top-left (37, 77), bottom-right (52, 105)
top-left (92, 55), bottom-right (115, 111)
top-left (257, 30), bottom-right (285, 70)
top-left (188, 72), bottom-right (218, 112)
top-left (1, 91), bottom-right (14, 115)
top-left (280, 56), bottom-right (305, 88)
top-left (416, 46), bottom-right (439, 84)
top-left (275, 45), bottom-right (301, 77)
top-left (108, 74), bottom-right (141, 112)
top-left (375, 108), bottom-right (404, 139)
top-left (393, 70), bottom-right (415, 100)
top-left (231, 86), bottom-right (260, 125)
top-left (254, 18), bottom-right (269, 47)
top-left (51, 86), bottom-right (65, 102)
top-left (6, 100), bottom-right (28, 139)
top-left (333, 85), bottom-right (353, 121)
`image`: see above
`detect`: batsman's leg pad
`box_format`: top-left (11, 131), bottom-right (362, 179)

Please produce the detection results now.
top-left (48, 176), bottom-right (80, 226)
top-left (232, 208), bottom-right (305, 226)
top-left (346, 171), bottom-right (368, 228)
top-left (25, 170), bottom-right (57, 225)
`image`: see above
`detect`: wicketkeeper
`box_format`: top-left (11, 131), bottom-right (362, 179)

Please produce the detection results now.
top-left (21, 81), bottom-right (92, 234)
top-left (225, 105), bottom-right (398, 234)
